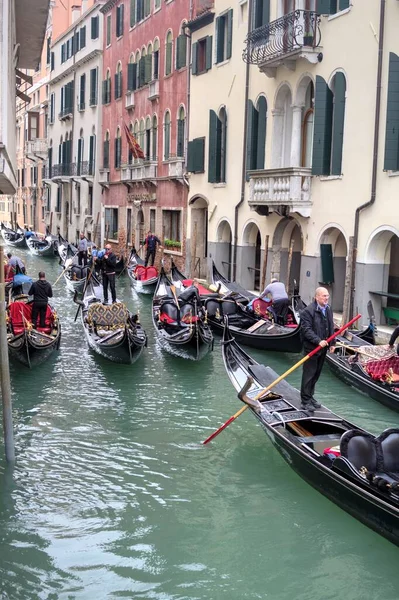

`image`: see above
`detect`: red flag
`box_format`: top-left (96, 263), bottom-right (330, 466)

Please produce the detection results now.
top-left (123, 122), bottom-right (145, 160)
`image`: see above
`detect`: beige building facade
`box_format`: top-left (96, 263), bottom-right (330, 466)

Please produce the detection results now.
top-left (187, 0), bottom-right (399, 326)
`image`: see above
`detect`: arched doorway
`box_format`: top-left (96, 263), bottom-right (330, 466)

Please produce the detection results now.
top-left (318, 226), bottom-right (348, 312)
top-left (189, 196), bottom-right (208, 278)
top-left (271, 218), bottom-right (302, 295)
top-left (365, 227), bottom-right (399, 323)
top-left (215, 219), bottom-right (232, 280)
top-left (241, 221), bottom-right (261, 291)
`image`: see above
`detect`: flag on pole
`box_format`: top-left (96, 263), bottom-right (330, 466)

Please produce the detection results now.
top-left (123, 121), bottom-right (145, 160)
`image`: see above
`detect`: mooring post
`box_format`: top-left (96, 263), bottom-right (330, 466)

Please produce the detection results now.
top-left (0, 245), bottom-right (15, 462)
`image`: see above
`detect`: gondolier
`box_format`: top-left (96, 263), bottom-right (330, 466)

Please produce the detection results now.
top-left (102, 244), bottom-right (117, 304)
top-left (78, 232), bottom-right (88, 266)
top-left (7, 252), bottom-right (25, 274)
top-left (141, 231), bottom-right (162, 267)
top-left (300, 287), bottom-right (335, 412)
top-left (28, 272), bottom-right (53, 328)
top-left (257, 277), bottom-right (289, 324)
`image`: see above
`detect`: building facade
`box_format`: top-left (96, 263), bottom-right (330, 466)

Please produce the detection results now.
top-left (45, 1), bottom-right (103, 246)
top-left (187, 0), bottom-right (399, 326)
top-left (99, 0), bottom-right (190, 265)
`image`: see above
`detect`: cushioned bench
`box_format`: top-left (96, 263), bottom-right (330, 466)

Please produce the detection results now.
top-left (87, 302), bottom-right (128, 336)
top-left (365, 356), bottom-right (399, 383)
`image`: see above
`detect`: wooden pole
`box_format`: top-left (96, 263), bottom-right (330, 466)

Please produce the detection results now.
top-left (49, 211), bottom-right (53, 235)
top-left (105, 224), bottom-right (109, 245)
top-left (286, 238), bottom-right (295, 294)
top-left (0, 246), bottom-right (15, 462)
top-left (260, 234), bottom-right (269, 292)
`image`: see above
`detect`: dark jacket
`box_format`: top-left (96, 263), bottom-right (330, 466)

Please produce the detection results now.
top-left (300, 300), bottom-right (335, 352)
top-left (28, 279), bottom-right (53, 303)
top-left (102, 251), bottom-right (117, 274)
top-left (144, 235), bottom-right (161, 251)
top-left (389, 326), bottom-right (399, 346)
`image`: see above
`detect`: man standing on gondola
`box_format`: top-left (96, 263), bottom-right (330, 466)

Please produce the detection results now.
top-left (78, 232), bottom-right (88, 266)
top-left (300, 287), bottom-right (335, 413)
top-left (102, 244), bottom-right (117, 304)
top-left (29, 272), bottom-right (53, 328)
top-left (141, 230), bottom-right (162, 267)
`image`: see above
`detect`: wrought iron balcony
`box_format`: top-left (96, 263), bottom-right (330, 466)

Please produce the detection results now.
top-left (248, 167), bottom-right (313, 218)
top-left (76, 161), bottom-right (94, 177)
top-left (243, 10), bottom-right (321, 77)
top-left (52, 163), bottom-right (76, 177)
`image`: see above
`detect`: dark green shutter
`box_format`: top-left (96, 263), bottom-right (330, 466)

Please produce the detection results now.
top-left (89, 135), bottom-right (95, 173)
top-left (114, 138), bottom-right (119, 168)
top-left (51, 52), bottom-right (54, 71)
top-left (176, 35), bottom-right (187, 69)
top-left (216, 17), bottom-right (224, 63)
top-left (80, 26), bottom-right (86, 49)
top-left (256, 97), bottom-right (267, 170)
top-left (114, 73), bottom-right (119, 99)
top-left (177, 119), bottom-right (185, 157)
top-left (208, 110), bottom-right (218, 183)
top-left (320, 244), bottom-right (334, 284)
top-left (139, 57), bottom-right (145, 87)
top-left (254, 0), bottom-right (270, 29)
top-left (192, 42), bottom-right (198, 75)
top-left (194, 138), bottom-right (205, 172)
top-left (339, 0), bottom-right (349, 9)
top-left (127, 63), bottom-right (134, 90)
top-left (226, 10), bottom-right (233, 59)
top-left (90, 68), bottom-right (97, 105)
top-left (77, 138), bottom-right (82, 174)
top-left (120, 4), bottom-right (124, 35)
top-left (165, 42), bottom-right (172, 75)
top-left (103, 140), bottom-right (109, 168)
top-left (331, 72), bottom-right (346, 175)
top-left (91, 16), bottom-right (99, 39)
top-left (48, 148), bottom-right (52, 176)
top-left (130, 0), bottom-right (136, 26)
top-left (153, 51), bottom-right (159, 78)
top-left (187, 141), bottom-right (195, 172)
top-left (384, 53), bottom-right (399, 171)
top-left (205, 36), bottom-right (212, 71)
top-left (316, 0), bottom-right (333, 15)
top-left (145, 55), bottom-right (152, 83)
top-left (144, 0), bottom-right (150, 17)
top-left (102, 80), bottom-right (107, 104)
top-left (246, 100), bottom-right (257, 175)
top-left (312, 76), bottom-right (333, 176)
top-left (80, 74), bottom-right (86, 107)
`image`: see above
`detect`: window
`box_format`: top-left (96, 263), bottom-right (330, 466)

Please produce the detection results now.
top-left (89, 134), bottom-right (96, 174)
top-left (152, 115), bottom-right (158, 160)
top-left (187, 137), bottom-right (205, 173)
top-left (80, 26), bottom-right (86, 50)
top-left (102, 70), bottom-right (111, 104)
top-left (88, 185), bottom-right (93, 216)
top-left (127, 58), bottom-right (137, 91)
top-left (51, 52), bottom-right (55, 71)
top-left (154, 0), bottom-right (161, 9)
top-left (177, 107), bottom-right (185, 157)
top-left (150, 208), bottom-right (156, 232)
top-left (76, 186), bottom-right (81, 215)
top-left (312, 73), bottom-right (346, 176)
top-left (56, 185), bottom-right (62, 213)
top-left (28, 113), bottom-right (39, 140)
top-left (165, 31), bottom-right (173, 76)
top-left (91, 16), bottom-right (99, 39)
top-left (130, 0), bottom-right (136, 27)
top-left (139, 119), bottom-right (145, 155)
top-left (153, 39), bottom-right (160, 79)
top-left (105, 207), bottom-right (119, 239)
top-left (162, 210), bottom-right (181, 243)
top-left (192, 36), bottom-right (212, 75)
top-left (115, 128), bottom-right (122, 168)
top-left (46, 37), bottom-right (51, 65)
top-left (252, 0), bottom-right (269, 30)
top-left (215, 10), bottom-right (233, 63)
top-left (115, 63), bottom-right (123, 99)
top-left (246, 97), bottom-right (267, 172)
top-left (79, 73), bottom-right (86, 111)
top-left (50, 93), bottom-right (55, 124)
top-left (317, 0), bottom-right (350, 15)
top-left (106, 15), bottom-right (111, 46)
top-left (145, 117), bottom-right (151, 160)
top-left (48, 146), bottom-right (53, 178)
top-left (145, 0), bottom-right (151, 17)
top-left (90, 68), bottom-right (98, 106)
top-left (77, 133), bottom-right (84, 175)
top-left (103, 132), bottom-right (110, 168)
top-left (208, 108), bottom-right (227, 183)
top-left (164, 111), bottom-right (171, 160)
top-left (385, 53), bottom-right (399, 171)
top-left (60, 81), bottom-right (74, 117)
top-left (116, 4), bottom-right (124, 37)
top-left (176, 30), bottom-right (187, 70)
top-left (301, 82), bottom-right (314, 168)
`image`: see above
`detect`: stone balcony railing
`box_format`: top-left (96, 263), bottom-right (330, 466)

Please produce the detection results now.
top-left (25, 138), bottom-right (48, 160)
top-left (248, 167), bottom-right (312, 218)
top-left (99, 169), bottom-right (110, 184)
top-left (167, 158), bottom-right (184, 178)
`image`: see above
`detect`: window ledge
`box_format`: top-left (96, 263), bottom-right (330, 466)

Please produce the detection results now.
top-left (216, 58), bottom-right (230, 68)
top-left (319, 175), bottom-right (343, 181)
top-left (153, 7), bottom-right (161, 14)
top-left (388, 171), bottom-right (399, 178)
top-left (164, 249), bottom-right (182, 256)
top-left (116, 35), bottom-right (123, 41)
top-left (213, 182), bottom-right (226, 188)
top-left (164, 72), bottom-right (173, 79)
top-left (106, 44), bottom-right (111, 49)
top-left (327, 6), bottom-right (351, 21)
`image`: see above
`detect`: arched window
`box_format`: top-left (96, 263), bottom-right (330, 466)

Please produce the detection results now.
top-left (176, 23), bottom-right (187, 69)
top-left (115, 62), bottom-right (123, 99)
top-left (114, 127), bottom-right (121, 168)
top-left (164, 111), bottom-right (171, 159)
top-left (177, 106), bottom-right (185, 158)
top-left (104, 69), bottom-right (111, 104)
top-left (103, 131), bottom-right (110, 169)
top-left (301, 81), bottom-right (314, 168)
top-left (152, 115), bottom-right (158, 160)
top-left (128, 53), bottom-right (136, 92)
top-left (153, 39), bottom-right (160, 80)
top-left (145, 117), bottom-right (151, 160)
top-left (165, 31), bottom-right (173, 76)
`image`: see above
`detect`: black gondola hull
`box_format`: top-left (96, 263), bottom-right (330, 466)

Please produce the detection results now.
top-left (209, 318), bottom-right (302, 352)
top-left (8, 330), bottom-right (61, 368)
top-left (84, 326), bottom-right (145, 364)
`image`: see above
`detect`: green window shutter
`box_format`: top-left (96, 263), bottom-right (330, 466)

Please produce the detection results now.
top-left (187, 141), bottom-right (195, 171)
top-left (253, 0), bottom-right (270, 29)
top-left (145, 55), bottom-right (152, 83)
top-left (320, 244), bottom-right (334, 284)
top-left (144, 0), bottom-right (150, 17)
top-left (77, 138), bottom-right (83, 173)
top-left (226, 10), bottom-right (233, 60)
top-left (205, 36), bottom-right (213, 71)
top-left (80, 26), bottom-right (86, 49)
top-left (177, 119), bottom-right (185, 157)
top-left (312, 76), bottom-right (333, 176)
top-left (139, 57), bottom-right (145, 87)
top-left (166, 42), bottom-right (172, 75)
top-left (208, 110), bottom-right (218, 183)
top-left (316, 0), bottom-right (333, 15)
top-left (91, 16), bottom-right (99, 39)
top-left (127, 63), bottom-right (134, 90)
top-left (194, 138), bottom-right (205, 172)
top-left (192, 42), bottom-right (198, 75)
top-left (80, 73), bottom-right (85, 107)
top-left (256, 96), bottom-right (267, 170)
top-left (216, 17), bottom-right (224, 64)
top-left (90, 68), bottom-right (97, 105)
top-left (331, 72), bottom-right (346, 176)
top-left (246, 100), bottom-right (257, 176)
top-left (107, 78), bottom-right (111, 103)
top-left (130, 0), bottom-right (136, 27)
top-left (114, 73), bottom-right (119, 99)
top-left (103, 140), bottom-right (109, 168)
top-left (89, 135), bottom-right (95, 170)
top-left (384, 52), bottom-right (399, 171)
top-left (339, 0), bottom-right (349, 9)
top-left (176, 35), bottom-right (187, 69)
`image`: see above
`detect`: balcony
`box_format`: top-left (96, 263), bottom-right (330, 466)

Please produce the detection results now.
top-left (125, 91), bottom-right (135, 110)
top-left (52, 163), bottom-right (76, 178)
top-left (148, 80), bottom-right (159, 101)
top-left (99, 169), bottom-right (110, 184)
top-left (121, 164), bottom-right (132, 181)
top-left (243, 10), bottom-right (321, 78)
top-left (76, 161), bottom-right (95, 178)
top-left (167, 157), bottom-right (184, 179)
top-left (58, 107), bottom-right (73, 120)
top-left (25, 138), bottom-right (48, 162)
top-left (248, 167), bottom-right (312, 218)
top-left (131, 161), bottom-right (157, 181)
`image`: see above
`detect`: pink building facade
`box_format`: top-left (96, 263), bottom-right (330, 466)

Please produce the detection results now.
top-left (100, 0), bottom-right (190, 266)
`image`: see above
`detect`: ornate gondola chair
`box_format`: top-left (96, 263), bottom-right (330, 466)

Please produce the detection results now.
top-left (363, 355), bottom-right (399, 386)
top-left (204, 297), bottom-right (254, 327)
top-left (157, 301), bottom-right (180, 330)
top-left (86, 301), bottom-right (129, 337)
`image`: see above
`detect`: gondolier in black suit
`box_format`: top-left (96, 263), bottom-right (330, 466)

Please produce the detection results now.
top-left (102, 244), bottom-right (117, 304)
top-left (28, 272), bottom-right (53, 328)
top-left (141, 231), bottom-right (162, 267)
top-left (300, 287), bottom-right (335, 413)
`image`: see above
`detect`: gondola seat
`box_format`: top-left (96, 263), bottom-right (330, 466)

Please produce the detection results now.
top-left (340, 430), bottom-right (379, 472)
top-left (204, 299), bottom-right (221, 319)
top-left (365, 356), bottom-right (399, 383)
top-left (159, 301), bottom-right (179, 325)
top-left (180, 302), bottom-right (199, 323)
top-left (379, 428), bottom-right (399, 477)
top-left (134, 265), bottom-right (158, 281)
top-left (87, 301), bottom-right (128, 336)
top-left (8, 301), bottom-right (53, 335)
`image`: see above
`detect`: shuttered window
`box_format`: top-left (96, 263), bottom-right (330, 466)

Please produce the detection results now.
top-left (192, 36), bottom-right (212, 75)
top-left (330, 72), bottom-right (346, 175)
top-left (246, 97), bottom-right (267, 175)
top-left (216, 10), bottom-right (233, 64)
top-left (89, 68), bottom-right (98, 106)
top-left (89, 135), bottom-right (95, 174)
top-left (106, 15), bottom-right (111, 46)
top-left (144, 0), bottom-right (150, 17)
top-left (127, 63), bottom-right (137, 91)
top-left (116, 5), bottom-right (124, 37)
top-left (130, 0), bottom-right (136, 27)
top-left (91, 16), bottom-right (99, 39)
top-left (384, 52), bottom-right (399, 171)
top-left (103, 139), bottom-right (110, 168)
top-left (114, 71), bottom-right (123, 99)
top-left (317, 0), bottom-right (349, 15)
top-left (138, 57), bottom-right (146, 88)
top-left (102, 77), bottom-right (111, 104)
top-left (51, 52), bottom-right (55, 71)
top-left (114, 135), bottom-right (122, 168)
top-left (164, 113), bottom-right (171, 160)
top-left (176, 35), bottom-right (187, 70)
top-left (79, 74), bottom-right (86, 111)
top-left (165, 36), bottom-right (172, 76)
top-left (177, 116), bottom-right (185, 157)
top-left (208, 109), bottom-right (225, 183)
top-left (253, 0), bottom-right (269, 29)
top-left (80, 26), bottom-right (86, 50)
top-left (153, 50), bottom-right (159, 79)
top-left (144, 55), bottom-right (152, 84)
top-left (312, 76), bottom-right (333, 176)
top-left (50, 93), bottom-right (55, 124)
top-left (320, 244), bottom-right (334, 284)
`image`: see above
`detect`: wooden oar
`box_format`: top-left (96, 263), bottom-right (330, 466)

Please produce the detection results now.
top-left (170, 284), bottom-right (180, 308)
top-left (202, 314), bottom-right (361, 445)
top-left (52, 268), bottom-right (65, 287)
top-left (335, 341), bottom-right (381, 359)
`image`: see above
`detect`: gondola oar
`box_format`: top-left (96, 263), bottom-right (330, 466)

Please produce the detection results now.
top-left (52, 267), bottom-right (66, 287)
top-left (202, 313), bottom-right (361, 445)
top-left (74, 263), bottom-right (94, 322)
top-left (170, 284), bottom-right (180, 308)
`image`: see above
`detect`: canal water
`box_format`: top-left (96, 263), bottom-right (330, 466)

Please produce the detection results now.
top-left (0, 249), bottom-right (398, 600)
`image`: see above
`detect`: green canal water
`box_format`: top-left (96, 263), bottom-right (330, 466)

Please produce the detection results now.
top-left (0, 250), bottom-right (399, 599)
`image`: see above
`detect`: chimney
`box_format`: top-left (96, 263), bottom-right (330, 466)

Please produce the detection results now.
top-left (71, 5), bottom-right (81, 23)
top-left (81, 0), bottom-right (88, 14)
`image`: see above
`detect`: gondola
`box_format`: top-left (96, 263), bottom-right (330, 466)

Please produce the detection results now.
top-left (1, 223), bottom-right (27, 248)
top-left (63, 257), bottom-right (98, 293)
top-left (211, 261), bottom-right (256, 303)
top-left (58, 234), bottom-right (78, 265)
top-left (221, 321), bottom-right (399, 547)
top-left (152, 269), bottom-right (213, 360)
top-left (127, 250), bottom-right (158, 294)
top-left (27, 234), bottom-right (58, 257)
top-left (7, 297), bottom-right (61, 368)
top-left (170, 260), bottom-right (220, 297)
top-left (74, 278), bottom-right (147, 364)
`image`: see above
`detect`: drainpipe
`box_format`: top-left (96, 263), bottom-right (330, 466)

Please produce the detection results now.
top-left (233, 0), bottom-right (253, 281)
top-left (349, 0), bottom-right (385, 319)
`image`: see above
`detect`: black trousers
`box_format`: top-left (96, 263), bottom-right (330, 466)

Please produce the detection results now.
top-left (103, 272), bottom-right (116, 303)
top-left (78, 251), bottom-right (88, 266)
top-left (32, 302), bottom-right (48, 328)
top-left (300, 348), bottom-right (327, 404)
top-left (145, 248), bottom-right (156, 267)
